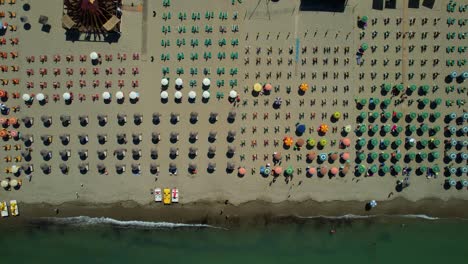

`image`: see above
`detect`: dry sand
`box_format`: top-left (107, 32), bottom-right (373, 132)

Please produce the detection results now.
top-left (0, 0), bottom-right (466, 217)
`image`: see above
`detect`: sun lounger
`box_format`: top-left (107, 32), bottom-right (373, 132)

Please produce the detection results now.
top-left (9, 200), bottom-right (18, 216)
top-left (0, 201), bottom-right (8, 217)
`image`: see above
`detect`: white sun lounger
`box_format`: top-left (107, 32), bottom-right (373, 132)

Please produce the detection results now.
top-left (0, 201), bottom-right (8, 217)
top-left (9, 200), bottom-right (19, 216)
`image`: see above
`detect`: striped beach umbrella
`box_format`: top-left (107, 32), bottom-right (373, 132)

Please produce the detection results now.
top-left (461, 167), bottom-right (468, 174)
top-left (450, 71), bottom-right (458, 78)
top-left (448, 112), bottom-right (457, 120)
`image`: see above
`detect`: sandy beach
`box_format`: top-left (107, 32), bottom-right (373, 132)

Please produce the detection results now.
top-left (0, 0), bottom-right (467, 220)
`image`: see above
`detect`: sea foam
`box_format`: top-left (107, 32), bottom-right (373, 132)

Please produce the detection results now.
top-left (39, 216), bottom-right (222, 229)
top-left (298, 214), bottom-right (440, 220)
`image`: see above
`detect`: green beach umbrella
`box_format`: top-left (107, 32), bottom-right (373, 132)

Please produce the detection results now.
top-left (408, 125), bottom-right (417, 133)
top-left (420, 98), bottom-right (429, 106)
top-left (383, 99), bottom-right (391, 106)
top-left (396, 126), bottom-right (403, 134)
top-left (264, 167), bottom-right (271, 175)
top-left (357, 152), bottom-right (366, 161)
top-left (371, 125), bottom-right (379, 133)
top-left (420, 139), bottom-right (428, 147)
top-left (358, 138), bottom-right (366, 147)
top-left (372, 98), bottom-right (380, 105)
top-left (421, 85), bottom-right (430, 92)
top-left (432, 112), bottom-right (441, 120)
top-left (409, 112), bottom-right (417, 120)
top-left (418, 166), bottom-right (427, 174)
top-left (430, 152), bottom-right (440, 159)
top-left (409, 84), bottom-right (417, 92)
top-left (406, 152), bottom-right (416, 160)
top-left (420, 124), bottom-right (429, 133)
top-left (382, 139), bottom-right (390, 147)
top-left (382, 125), bottom-right (391, 133)
top-left (370, 152), bottom-right (378, 160)
top-left (383, 111), bottom-right (392, 120)
top-left (361, 43), bottom-right (368, 51)
top-left (360, 98), bottom-right (367, 105)
top-left (420, 112), bottom-right (429, 120)
top-left (433, 98), bottom-right (442, 105)
top-left (381, 165), bottom-right (390, 173)
top-left (360, 112), bottom-right (368, 120)
top-left (432, 126), bottom-right (441, 133)
top-left (357, 165), bottom-right (366, 174)
top-left (319, 139), bottom-right (327, 147)
top-left (392, 165), bottom-right (402, 173)
top-left (370, 165), bottom-right (378, 173)
top-left (372, 112), bottom-right (380, 120)
top-left (393, 139), bottom-right (402, 147)
top-left (395, 84), bottom-right (404, 92)
top-left (393, 153), bottom-right (402, 161)
top-left (285, 166), bottom-right (294, 175)
top-left (419, 152), bottom-right (428, 160)
top-left (359, 125), bottom-right (367, 133)
top-left (381, 153), bottom-right (390, 160)
top-left (384, 83), bottom-right (392, 92)
top-left (432, 165), bottom-right (440, 173)
top-left (361, 16), bottom-right (368, 22)
top-left (370, 138), bottom-right (378, 147)
top-left (431, 139), bottom-right (440, 147)
top-left (395, 112), bottom-right (403, 120)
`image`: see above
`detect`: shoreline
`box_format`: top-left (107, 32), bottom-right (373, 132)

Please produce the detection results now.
top-left (4, 198), bottom-right (468, 228)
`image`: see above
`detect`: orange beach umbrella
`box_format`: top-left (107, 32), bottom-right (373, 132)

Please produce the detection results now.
top-left (299, 83), bottom-right (309, 92)
top-left (283, 136), bottom-right (293, 147)
top-left (264, 83), bottom-right (272, 91)
top-left (319, 124), bottom-right (329, 133)
top-left (238, 167), bottom-right (246, 175)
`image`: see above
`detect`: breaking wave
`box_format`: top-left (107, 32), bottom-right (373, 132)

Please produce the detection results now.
top-left (298, 214), bottom-right (440, 220)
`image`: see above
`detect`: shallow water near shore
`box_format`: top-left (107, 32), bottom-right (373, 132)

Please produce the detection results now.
top-left (1, 216), bottom-right (467, 263)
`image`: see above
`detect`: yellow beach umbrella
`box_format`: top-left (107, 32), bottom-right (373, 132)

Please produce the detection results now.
top-left (253, 83), bottom-right (262, 92)
top-left (333, 112), bottom-right (341, 119)
top-left (319, 139), bottom-right (327, 146)
top-left (299, 83), bottom-right (309, 92)
top-left (307, 138), bottom-right (316, 147)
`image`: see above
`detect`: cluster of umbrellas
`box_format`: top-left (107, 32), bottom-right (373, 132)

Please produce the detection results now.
top-left (161, 78), bottom-right (211, 88)
top-left (253, 83), bottom-right (272, 93)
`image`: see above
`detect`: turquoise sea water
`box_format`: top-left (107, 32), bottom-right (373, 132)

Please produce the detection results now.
top-left (1, 216), bottom-right (467, 263)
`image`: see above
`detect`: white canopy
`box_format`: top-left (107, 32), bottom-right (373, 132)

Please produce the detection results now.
top-left (116, 91), bottom-right (124, 99)
top-left (36, 93), bottom-right (45, 101)
top-left (161, 78), bottom-right (169, 86)
top-left (9, 179), bottom-right (18, 187)
top-left (22, 94), bottom-right (31, 101)
top-left (102, 91), bottom-right (111, 100)
top-left (188, 91), bottom-right (196, 99)
top-left (174, 91), bottom-right (182, 99)
top-left (90, 51), bottom-right (98, 60)
top-left (202, 91), bottom-right (210, 99)
top-left (63, 92), bottom-right (71, 100)
top-left (11, 165), bottom-right (19, 174)
top-left (202, 78), bottom-right (211, 86)
top-left (0, 180), bottom-right (8, 188)
top-left (229, 90), bottom-right (238, 98)
top-left (175, 78), bottom-right (183, 86)
top-left (160, 91), bottom-right (168, 99)
top-left (129, 91), bottom-right (139, 99)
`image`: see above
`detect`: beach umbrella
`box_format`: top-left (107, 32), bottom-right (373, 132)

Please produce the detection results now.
top-left (160, 91), bottom-right (168, 99)
top-left (372, 98), bottom-right (380, 105)
top-left (464, 113), bottom-right (468, 120)
top-left (174, 91), bottom-right (182, 99)
top-left (392, 165), bottom-right (402, 173)
top-left (449, 178), bottom-right (457, 186)
top-left (359, 112), bottom-right (367, 120)
top-left (307, 167), bottom-right (316, 176)
top-left (307, 138), bottom-right (317, 147)
top-left (382, 139), bottom-right (390, 147)
top-left (36, 93), bottom-right (45, 101)
top-left (319, 167), bottom-right (328, 176)
top-left (371, 112), bottom-right (379, 120)
top-left (319, 139), bottom-right (327, 147)
top-left (430, 152), bottom-right (440, 159)
top-left (202, 78), bottom-right (211, 86)
top-left (296, 124), bottom-right (306, 134)
top-left (395, 84), bottom-right (404, 92)
top-left (286, 166), bottom-right (294, 175)
top-left (461, 167), bottom-right (468, 174)
top-left (8, 117), bottom-right (17, 125)
top-left (283, 136), bottom-right (293, 147)
top-left (344, 125), bottom-right (352, 133)
top-left (383, 83), bottom-right (392, 92)
top-left (63, 92), bottom-right (71, 100)
top-left (0, 129), bottom-right (8, 138)
top-left (420, 124), bottom-right (428, 133)
top-left (102, 91), bottom-right (111, 100)
top-left (263, 167), bottom-right (271, 175)
top-left (330, 167), bottom-right (339, 175)
top-left (175, 78), bottom-right (183, 86)
top-left (115, 91), bottom-right (124, 99)
top-left (0, 118), bottom-right (5, 125)
top-left (296, 138), bottom-right (305, 147)
top-left (448, 167), bottom-right (457, 175)
top-left (253, 83), bottom-right (262, 92)
top-left (274, 166), bottom-right (283, 175)
top-left (409, 84), bottom-right (417, 92)
top-left (381, 165), bottom-right (390, 174)
top-left (0, 90), bottom-right (5, 98)
top-left (89, 52), bottom-right (98, 60)
top-left (333, 112), bottom-right (341, 120)
top-left (406, 152), bottom-right (416, 160)
top-left (9, 130), bottom-right (18, 138)
top-left (307, 152), bottom-right (316, 161)
top-left (369, 152), bottom-right (378, 160)
top-left (299, 83), bottom-right (308, 92)
top-left (382, 125), bottom-right (391, 133)
top-left (422, 85), bottom-right (430, 93)
top-left (22, 93), bottom-right (31, 101)
top-left (330, 153), bottom-right (339, 162)
top-left (357, 138), bottom-right (366, 147)
top-left (359, 125), bottom-right (367, 133)
top-left (370, 165), bottom-right (378, 174)
top-left (341, 152), bottom-right (350, 161)
top-left (393, 139), bottom-right (402, 147)
top-left (432, 165), bottom-right (440, 173)
top-left (229, 90), bottom-right (237, 98)
top-left (264, 83), bottom-right (272, 91)
top-left (1, 180), bottom-right (8, 188)
top-left (161, 78), bottom-right (169, 86)
top-left (357, 152), bottom-right (366, 161)
top-left (273, 152), bottom-right (282, 161)
top-left (9, 179), bottom-right (17, 188)
top-left (450, 71), bottom-right (458, 78)
top-left (361, 43), bottom-right (368, 51)
top-left (461, 153), bottom-right (468, 160)
top-left (202, 91), bottom-right (210, 99)
top-left (188, 90), bottom-right (196, 99)
top-left (357, 165), bottom-right (366, 174)
top-left (431, 139), bottom-right (440, 147)
top-left (129, 91), bottom-right (139, 100)
top-left (359, 98), bottom-right (367, 105)
top-left (341, 138), bottom-right (351, 147)
top-left (361, 16), bottom-right (368, 22)
top-left (370, 138), bottom-right (378, 147)
top-left (393, 153), bottom-right (402, 161)
top-left (462, 72), bottom-right (468, 79)
top-left (238, 167), bottom-right (246, 176)
top-left (11, 165), bottom-right (19, 174)
top-left (382, 99), bottom-right (391, 106)
top-left (383, 111), bottom-right (392, 120)
top-left (462, 180), bottom-right (468, 187)
top-left (319, 153), bottom-right (327, 162)
top-left (419, 152), bottom-right (428, 160)
top-left (395, 112), bottom-right (403, 120)
top-left (381, 153), bottom-right (390, 160)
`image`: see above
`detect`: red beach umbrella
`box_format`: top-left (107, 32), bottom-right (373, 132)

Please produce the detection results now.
top-left (264, 83), bottom-right (272, 91)
top-left (274, 166), bottom-right (283, 175)
top-left (296, 138), bottom-right (305, 147)
top-left (320, 167), bottom-right (328, 175)
top-left (273, 152), bottom-right (282, 161)
top-left (307, 151), bottom-right (317, 161)
top-left (341, 152), bottom-right (350, 161)
top-left (238, 167), bottom-right (246, 175)
top-left (330, 167), bottom-right (339, 175)
top-left (0, 117), bottom-right (6, 125)
top-left (341, 166), bottom-right (349, 175)
top-left (0, 129), bottom-right (7, 138)
top-left (9, 130), bottom-right (18, 138)
top-left (8, 117), bottom-right (17, 125)
top-left (308, 167), bottom-right (316, 176)
top-left (330, 153), bottom-right (339, 161)
top-left (0, 90), bottom-right (6, 98)
top-left (341, 138), bottom-right (351, 147)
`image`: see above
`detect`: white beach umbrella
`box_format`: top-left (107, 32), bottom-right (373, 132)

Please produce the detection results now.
top-left (188, 91), bottom-right (196, 99)
top-left (129, 91), bottom-right (139, 100)
top-left (174, 91), bottom-right (182, 99)
top-left (0, 180), bottom-right (8, 188)
top-left (102, 91), bottom-right (111, 100)
top-left (202, 91), bottom-right (210, 99)
top-left (11, 165), bottom-right (19, 174)
top-left (160, 91), bottom-right (168, 99)
top-left (202, 78), bottom-right (211, 86)
top-left (90, 51), bottom-right (98, 60)
top-left (22, 94), bottom-right (31, 101)
top-left (229, 90), bottom-right (238, 98)
top-left (9, 179), bottom-right (18, 188)
top-left (175, 78), bottom-right (183, 86)
top-left (161, 78), bottom-right (169, 86)
top-left (35, 93), bottom-right (45, 101)
top-left (116, 91), bottom-right (124, 99)
top-left (63, 92), bottom-right (71, 100)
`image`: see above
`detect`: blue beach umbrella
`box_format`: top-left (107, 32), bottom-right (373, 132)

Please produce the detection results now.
top-left (319, 153), bottom-right (327, 162)
top-left (449, 179), bottom-right (457, 186)
top-left (296, 124), bottom-right (306, 134)
top-left (449, 167), bottom-right (457, 175)
top-left (448, 153), bottom-right (457, 160)
top-left (462, 180), bottom-right (468, 187)
top-left (461, 167), bottom-right (468, 174)
top-left (461, 71), bottom-right (468, 79)
top-left (461, 153), bottom-right (468, 160)
top-left (450, 71), bottom-right (458, 78)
